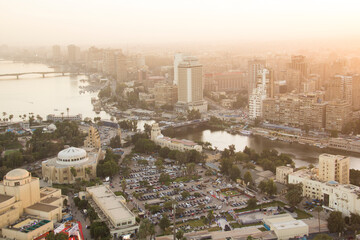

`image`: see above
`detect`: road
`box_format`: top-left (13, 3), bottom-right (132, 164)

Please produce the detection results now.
top-left (68, 193), bottom-right (92, 240)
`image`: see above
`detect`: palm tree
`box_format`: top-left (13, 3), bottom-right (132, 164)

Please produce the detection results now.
top-left (121, 179), bottom-right (127, 193)
top-left (85, 167), bottom-right (91, 179)
top-left (314, 206), bottom-right (323, 232)
top-left (66, 107), bottom-right (69, 117)
top-left (61, 112), bottom-right (64, 121)
top-left (9, 114), bottom-right (13, 122)
top-left (2, 112), bottom-right (6, 118)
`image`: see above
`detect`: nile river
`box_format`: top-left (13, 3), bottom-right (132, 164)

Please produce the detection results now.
top-left (1, 60), bottom-right (360, 169)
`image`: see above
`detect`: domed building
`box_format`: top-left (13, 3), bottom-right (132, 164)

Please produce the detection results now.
top-left (0, 168), bottom-right (64, 233)
top-left (42, 147), bottom-right (102, 184)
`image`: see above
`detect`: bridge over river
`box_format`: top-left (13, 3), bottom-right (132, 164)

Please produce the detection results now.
top-left (0, 71), bottom-right (82, 79)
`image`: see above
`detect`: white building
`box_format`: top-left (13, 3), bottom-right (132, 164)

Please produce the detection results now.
top-left (151, 123), bottom-right (202, 152)
top-left (263, 214), bottom-right (308, 240)
top-left (86, 185), bottom-right (138, 238)
top-left (318, 154), bottom-right (349, 184)
top-left (175, 57), bottom-right (207, 113)
top-left (173, 53), bottom-right (186, 86)
top-left (288, 169), bottom-right (360, 216)
top-left (276, 166), bottom-right (293, 184)
top-left (249, 68), bottom-right (269, 120)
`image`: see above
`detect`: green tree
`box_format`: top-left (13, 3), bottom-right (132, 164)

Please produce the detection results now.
top-left (327, 211), bottom-right (345, 234)
top-left (229, 165), bottom-right (241, 182)
top-left (159, 173), bottom-right (171, 185)
top-left (176, 229), bottom-right (185, 240)
top-left (247, 197), bottom-right (257, 209)
top-left (185, 162), bottom-right (196, 176)
top-left (109, 135), bottom-right (121, 148)
top-left (159, 214), bottom-right (171, 231)
top-left (314, 206), bottom-right (323, 232)
top-left (220, 158), bottom-right (233, 175)
top-left (228, 144), bottom-right (236, 156)
top-left (207, 210), bottom-right (215, 227)
top-left (121, 178), bottom-right (127, 193)
top-left (155, 158), bottom-right (164, 171)
top-left (45, 231), bottom-right (68, 240)
top-left (90, 222), bottom-right (110, 240)
top-left (313, 234), bottom-right (333, 240)
top-left (70, 167), bottom-right (77, 178)
top-left (138, 219), bottom-right (153, 240)
top-left (285, 183), bottom-right (303, 207)
top-left (187, 109), bottom-right (201, 120)
top-left (243, 171), bottom-right (253, 186)
top-left (181, 191), bottom-right (190, 200)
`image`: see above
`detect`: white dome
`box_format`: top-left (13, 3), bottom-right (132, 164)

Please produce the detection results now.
top-left (5, 168), bottom-right (30, 180)
top-left (57, 147), bottom-right (87, 164)
top-left (47, 124), bottom-right (57, 131)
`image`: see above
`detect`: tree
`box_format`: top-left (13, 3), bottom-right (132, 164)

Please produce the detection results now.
top-left (63, 198), bottom-right (68, 206)
top-left (314, 206), bottom-right (323, 232)
top-left (159, 173), bottom-right (171, 185)
top-left (181, 191), bottom-right (190, 200)
top-left (220, 158), bottom-right (233, 175)
top-left (176, 229), bottom-right (185, 240)
top-left (244, 171), bottom-right (253, 186)
top-left (85, 167), bottom-right (91, 179)
top-left (313, 234), bottom-right (333, 240)
top-left (109, 135), bottom-right (121, 148)
top-left (70, 167), bottom-right (77, 178)
top-left (185, 163), bottom-right (196, 176)
top-left (247, 197), bottom-right (257, 209)
top-left (121, 179), bottom-right (127, 193)
top-left (144, 123), bottom-right (152, 137)
top-left (207, 210), bottom-right (215, 227)
top-left (46, 231), bottom-right (68, 240)
top-left (327, 211), bottom-right (345, 234)
top-left (155, 158), bottom-right (164, 171)
top-left (159, 214), bottom-right (171, 231)
top-left (229, 165), bottom-right (241, 182)
top-left (187, 109), bottom-right (201, 120)
top-left (228, 144), bottom-right (236, 156)
top-left (90, 222), bottom-right (110, 240)
top-left (138, 219), bottom-right (152, 240)
top-left (285, 183), bottom-right (303, 207)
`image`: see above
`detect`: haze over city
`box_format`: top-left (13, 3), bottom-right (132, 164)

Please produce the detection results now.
top-left (2, 1), bottom-right (360, 240)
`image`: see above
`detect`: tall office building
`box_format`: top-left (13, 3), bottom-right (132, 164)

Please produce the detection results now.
top-left (116, 52), bottom-right (128, 82)
top-left (352, 74), bottom-right (360, 110)
top-left (52, 45), bottom-right (61, 61)
top-left (249, 68), bottom-right (269, 120)
top-left (318, 154), bottom-right (349, 184)
top-left (248, 59), bottom-right (266, 96)
top-left (174, 53), bottom-right (186, 85)
top-left (67, 44), bottom-right (80, 63)
top-left (326, 75), bottom-right (352, 104)
top-left (175, 57), bottom-right (207, 113)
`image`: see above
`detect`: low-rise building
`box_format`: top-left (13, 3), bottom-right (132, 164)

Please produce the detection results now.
top-left (2, 218), bottom-right (53, 240)
top-left (86, 185), bottom-right (138, 238)
top-left (151, 123), bottom-right (202, 152)
top-left (0, 169), bottom-right (63, 232)
top-left (288, 168), bottom-right (360, 216)
top-left (263, 214), bottom-right (308, 240)
top-left (276, 166), bottom-right (293, 184)
top-left (46, 114), bottom-right (82, 122)
top-left (42, 147), bottom-right (101, 184)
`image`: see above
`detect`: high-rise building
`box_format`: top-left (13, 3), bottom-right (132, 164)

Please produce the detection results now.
top-left (116, 53), bottom-right (128, 82)
top-left (318, 154), bottom-right (349, 184)
top-left (84, 126), bottom-right (101, 149)
top-left (248, 59), bottom-right (266, 96)
top-left (175, 57), bottom-right (207, 113)
top-left (102, 49), bottom-right (118, 77)
top-left (325, 100), bottom-right (352, 131)
top-left (326, 75), bottom-right (352, 104)
top-left (67, 44), bottom-right (80, 63)
top-left (153, 82), bottom-right (178, 107)
top-left (289, 55), bottom-right (308, 78)
top-left (352, 74), bottom-right (360, 110)
top-left (173, 53), bottom-right (186, 85)
top-left (52, 45), bottom-right (61, 61)
top-left (249, 68), bottom-right (269, 120)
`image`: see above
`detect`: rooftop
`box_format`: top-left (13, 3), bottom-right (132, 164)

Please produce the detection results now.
top-left (4, 168), bottom-right (30, 181)
top-left (0, 194), bottom-right (13, 203)
top-left (87, 185), bottom-right (135, 225)
top-left (27, 202), bottom-right (59, 212)
top-left (40, 196), bottom-right (61, 204)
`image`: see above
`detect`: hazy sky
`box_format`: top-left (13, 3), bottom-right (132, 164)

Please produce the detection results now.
top-left (1, 0), bottom-right (360, 47)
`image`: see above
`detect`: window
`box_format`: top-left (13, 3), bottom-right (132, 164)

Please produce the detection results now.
top-left (122, 222), bottom-right (127, 225)
top-left (15, 182), bottom-right (20, 186)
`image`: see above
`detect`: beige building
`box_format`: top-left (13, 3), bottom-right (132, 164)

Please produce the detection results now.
top-left (42, 147), bottom-right (101, 184)
top-left (263, 214), bottom-right (308, 240)
top-left (151, 123), bottom-right (202, 152)
top-left (153, 82), bottom-right (178, 107)
top-left (325, 100), bottom-right (352, 131)
top-left (176, 57), bottom-right (207, 113)
top-left (86, 185), bottom-right (138, 238)
top-left (288, 168), bottom-right (360, 216)
top-left (2, 218), bottom-right (53, 240)
top-left (0, 169), bottom-right (63, 232)
top-left (318, 153), bottom-right (349, 184)
top-left (276, 166), bottom-right (293, 184)
top-left (84, 126), bottom-right (101, 149)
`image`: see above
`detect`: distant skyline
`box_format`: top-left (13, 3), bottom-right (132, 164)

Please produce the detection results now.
top-left (1, 0), bottom-right (360, 47)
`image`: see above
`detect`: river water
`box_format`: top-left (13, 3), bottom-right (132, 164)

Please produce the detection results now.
top-left (0, 60), bottom-right (110, 121)
top-left (172, 128), bottom-right (360, 169)
top-left (2, 60), bottom-right (360, 169)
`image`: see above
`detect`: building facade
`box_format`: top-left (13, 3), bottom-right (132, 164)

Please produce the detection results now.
top-left (325, 100), bottom-right (352, 131)
top-left (151, 123), bottom-right (202, 152)
top-left (318, 154), bottom-right (349, 184)
top-left (84, 126), bottom-right (101, 149)
top-left (249, 68), bottom-right (269, 120)
top-left (175, 57), bottom-right (207, 113)
top-left (276, 166), bottom-right (293, 184)
top-left (42, 147), bottom-right (101, 184)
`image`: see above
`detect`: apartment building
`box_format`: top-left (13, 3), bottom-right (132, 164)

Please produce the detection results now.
top-left (318, 154), bottom-right (350, 184)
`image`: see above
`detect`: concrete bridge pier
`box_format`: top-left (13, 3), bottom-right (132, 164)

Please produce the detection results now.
top-left (42, 74), bottom-right (45, 78)
top-left (62, 72), bottom-right (65, 76)
top-left (16, 75), bottom-right (19, 79)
